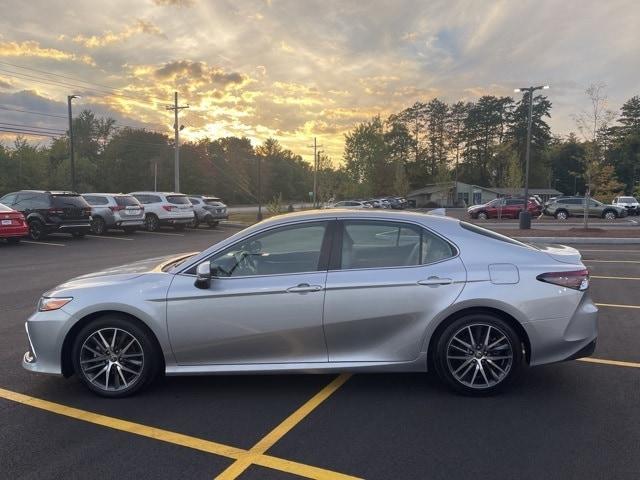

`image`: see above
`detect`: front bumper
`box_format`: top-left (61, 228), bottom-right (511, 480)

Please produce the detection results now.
top-left (21, 309), bottom-right (71, 376)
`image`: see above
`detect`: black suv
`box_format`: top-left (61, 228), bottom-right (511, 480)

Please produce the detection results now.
top-left (0, 190), bottom-right (92, 240)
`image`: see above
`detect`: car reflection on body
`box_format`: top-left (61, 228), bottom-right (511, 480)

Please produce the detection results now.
top-left (23, 209), bottom-right (597, 397)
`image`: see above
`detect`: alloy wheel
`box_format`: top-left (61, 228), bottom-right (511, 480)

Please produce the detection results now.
top-left (604, 211), bottom-right (616, 220)
top-left (446, 323), bottom-right (514, 389)
top-left (79, 327), bottom-right (144, 392)
top-left (29, 221), bottom-right (43, 240)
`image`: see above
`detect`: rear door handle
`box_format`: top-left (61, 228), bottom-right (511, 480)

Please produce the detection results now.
top-left (418, 277), bottom-right (453, 286)
top-left (286, 283), bottom-right (323, 293)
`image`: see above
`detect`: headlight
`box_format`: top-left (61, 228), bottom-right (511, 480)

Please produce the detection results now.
top-left (38, 297), bottom-right (73, 312)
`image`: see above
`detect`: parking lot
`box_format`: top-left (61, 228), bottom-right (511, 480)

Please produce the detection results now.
top-left (1, 229), bottom-right (639, 479)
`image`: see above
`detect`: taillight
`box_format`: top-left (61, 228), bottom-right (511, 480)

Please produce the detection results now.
top-left (162, 205), bottom-right (176, 212)
top-left (537, 269), bottom-right (589, 291)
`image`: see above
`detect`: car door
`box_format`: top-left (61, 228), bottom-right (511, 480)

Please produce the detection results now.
top-left (323, 219), bottom-right (466, 362)
top-left (166, 220), bottom-right (333, 365)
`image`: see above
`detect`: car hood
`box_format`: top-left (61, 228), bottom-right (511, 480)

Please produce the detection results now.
top-left (537, 244), bottom-right (583, 265)
top-left (48, 252), bottom-right (197, 293)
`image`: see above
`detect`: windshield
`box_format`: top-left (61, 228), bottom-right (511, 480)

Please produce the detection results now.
top-left (52, 194), bottom-right (90, 208)
top-left (619, 197), bottom-right (636, 203)
top-left (115, 195), bottom-right (141, 207)
top-left (167, 195), bottom-right (191, 205)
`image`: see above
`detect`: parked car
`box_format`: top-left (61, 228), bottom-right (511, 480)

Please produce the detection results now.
top-left (22, 210), bottom-right (597, 398)
top-left (612, 196), bottom-right (639, 216)
top-left (326, 200), bottom-right (373, 209)
top-left (187, 195), bottom-right (228, 228)
top-left (543, 196), bottom-right (627, 220)
top-left (130, 192), bottom-right (194, 231)
top-left (82, 193), bottom-right (145, 235)
top-left (0, 202), bottom-right (28, 244)
top-left (468, 197), bottom-right (542, 220)
top-left (0, 190), bottom-right (91, 240)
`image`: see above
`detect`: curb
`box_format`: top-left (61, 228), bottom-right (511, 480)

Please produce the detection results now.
top-left (514, 237), bottom-right (640, 244)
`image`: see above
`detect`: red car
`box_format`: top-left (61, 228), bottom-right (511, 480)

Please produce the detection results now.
top-left (467, 197), bottom-right (542, 220)
top-left (0, 202), bottom-right (28, 243)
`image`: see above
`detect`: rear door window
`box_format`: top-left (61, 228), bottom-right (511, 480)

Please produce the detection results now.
top-left (84, 195), bottom-right (109, 205)
top-left (16, 192), bottom-right (49, 210)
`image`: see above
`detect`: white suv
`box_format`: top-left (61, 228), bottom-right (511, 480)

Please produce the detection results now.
top-left (130, 192), bottom-right (194, 231)
top-left (612, 196), bottom-right (639, 216)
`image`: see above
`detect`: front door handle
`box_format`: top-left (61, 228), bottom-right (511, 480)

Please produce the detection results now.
top-left (418, 277), bottom-right (453, 286)
top-left (286, 283), bottom-right (323, 293)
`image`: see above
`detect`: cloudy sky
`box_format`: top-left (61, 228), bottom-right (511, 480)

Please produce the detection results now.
top-left (0, 0), bottom-right (638, 162)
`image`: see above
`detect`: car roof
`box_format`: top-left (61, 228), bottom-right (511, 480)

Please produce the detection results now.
top-left (129, 191), bottom-right (185, 195)
top-left (14, 190), bottom-right (79, 195)
top-left (83, 193), bottom-right (131, 196)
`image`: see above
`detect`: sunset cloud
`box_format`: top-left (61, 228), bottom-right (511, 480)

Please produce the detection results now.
top-left (70, 19), bottom-right (166, 48)
top-left (0, 41), bottom-right (94, 65)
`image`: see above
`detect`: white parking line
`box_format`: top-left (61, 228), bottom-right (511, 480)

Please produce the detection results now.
top-left (86, 235), bottom-right (134, 241)
top-left (591, 275), bottom-right (640, 281)
top-left (584, 260), bottom-right (640, 264)
top-left (22, 240), bottom-right (66, 247)
top-left (579, 249), bottom-right (640, 253)
top-left (136, 230), bottom-right (185, 237)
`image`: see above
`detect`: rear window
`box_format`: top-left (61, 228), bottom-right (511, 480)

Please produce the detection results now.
top-left (134, 194), bottom-right (161, 204)
top-left (460, 221), bottom-right (535, 249)
top-left (115, 195), bottom-right (140, 207)
top-left (52, 195), bottom-right (89, 208)
top-left (167, 195), bottom-right (191, 205)
top-left (618, 197), bottom-right (635, 204)
top-left (83, 195), bottom-right (109, 205)
top-left (204, 198), bottom-right (223, 205)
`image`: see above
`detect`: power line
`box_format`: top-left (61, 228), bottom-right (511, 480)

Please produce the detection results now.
top-left (0, 61), bottom-right (169, 104)
top-left (0, 128), bottom-right (60, 138)
top-left (0, 122), bottom-right (65, 133)
top-left (0, 105), bottom-right (67, 119)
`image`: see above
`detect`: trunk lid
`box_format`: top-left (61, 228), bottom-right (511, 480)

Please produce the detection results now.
top-left (537, 244), bottom-right (583, 265)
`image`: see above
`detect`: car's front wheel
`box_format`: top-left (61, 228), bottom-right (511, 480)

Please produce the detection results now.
top-left (554, 210), bottom-right (568, 221)
top-left (477, 212), bottom-right (488, 220)
top-left (145, 214), bottom-right (159, 232)
top-left (72, 315), bottom-right (159, 398)
top-left (434, 314), bottom-right (523, 396)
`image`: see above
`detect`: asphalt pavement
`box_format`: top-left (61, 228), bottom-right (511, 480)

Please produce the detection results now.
top-left (1, 228), bottom-right (639, 480)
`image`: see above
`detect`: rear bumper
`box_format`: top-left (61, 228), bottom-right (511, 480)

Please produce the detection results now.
top-left (159, 217), bottom-right (193, 225)
top-left (0, 227), bottom-right (28, 238)
top-left (524, 293), bottom-right (598, 366)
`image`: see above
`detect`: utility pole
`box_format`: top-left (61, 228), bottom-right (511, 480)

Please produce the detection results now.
top-left (514, 85), bottom-right (549, 229)
top-left (256, 155), bottom-right (263, 221)
top-left (165, 92), bottom-right (189, 192)
top-left (308, 137), bottom-right (323, 208)
top-left (67, 95), bottom-right (80, 191)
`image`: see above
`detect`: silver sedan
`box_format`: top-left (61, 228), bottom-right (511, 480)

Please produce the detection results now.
top-left (23, 209), bottom-right (597, 397)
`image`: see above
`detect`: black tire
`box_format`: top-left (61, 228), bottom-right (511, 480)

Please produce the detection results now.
top-left (71, 315), bottom-right (160, 398)
top-left (91, 216), bottom-right (107, 235)
top-left (207, 219), bottom-right (219, 228)
top-left (145, 214), bottom-right (159, 232)
top-left (602, 210), bottom-right (617, 220)
top-left (72, 231), bottom-right (86, 238)
top-left (554, 209), bottom-right (569, 221)
top-left (122, 227), bottom-right (137, 234)
top-left (173, 224), bottom-right (186, 232)
top-left (28, 219), bottom-right (46, 240)
top-left (7, 237), bottom-right (21, 244)
top-left (433, 314), bottom-right (523, 396)
top-left (189, 217), bottom-right (200, 229)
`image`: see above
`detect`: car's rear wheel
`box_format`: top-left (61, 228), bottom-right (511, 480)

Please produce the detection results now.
top-left (72, 315), bottom-right (159, 398)
top-left (189, 217), bottom-right (200, 229)
top-left (28, 220), bottom-right (46, 240)
top-left (554, 210), bottom-right (568, 221)
top-left (434, 314), bottom-right (523, 396)
top-left (145, 213), bottom-right (159, 232)
top-left (477, 212), bottom-right (488, 220)
top-left (91, 217), bottom-right (107, 235)
top-left (602, 210), bottom-right (616, 220)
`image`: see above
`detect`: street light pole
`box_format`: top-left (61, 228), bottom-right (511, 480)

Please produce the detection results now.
top-left (514, 85), bottom-right (549, 229)
top-left (67, 95), bottom-right (80, 191)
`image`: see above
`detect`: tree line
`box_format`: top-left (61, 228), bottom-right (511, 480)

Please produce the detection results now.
top-left (1, 86), bottom-right (639, 204)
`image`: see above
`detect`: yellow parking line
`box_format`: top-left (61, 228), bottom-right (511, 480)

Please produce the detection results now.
top-left (595, 303), bottom-right (640, 309)
top-left (0, 386), bottom-right (359, 480)
top-left (584, 260), bottom-right (640, 264)
top-left (591, 275), bottom-right (640, 281)
top-left (22, 240), bottom-right (66, 247)
top-left (579, 357), bottom-right (640, 368)
top-left (216, 373), bottom-right (353, 480)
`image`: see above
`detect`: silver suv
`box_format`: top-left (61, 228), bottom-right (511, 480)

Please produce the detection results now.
top-left (83, 193), bottom-right (145, 235)
top-left (187, 196), bottom-right (228, 228)
top-left (612, 196), bottom-right (639, 216)
top-left (130, 192), bottom-right (194, 231)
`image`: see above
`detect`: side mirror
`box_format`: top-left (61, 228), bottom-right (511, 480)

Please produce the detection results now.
top-left (194, 262), bottom-right (211, 289)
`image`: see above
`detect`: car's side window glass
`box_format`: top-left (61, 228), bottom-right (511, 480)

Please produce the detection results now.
top-left (0, 193), bottom-right (17, 206)
top-left (209, 222), bottom-right (328, 277)
top-left (15, 192), bottom-right (48, 210)
top-left (421, 229), bottom-right (456, 264)
top-left (84, 195), bottom-right (108, 205)
top-left (341, 221), bottom-right (423, 269)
